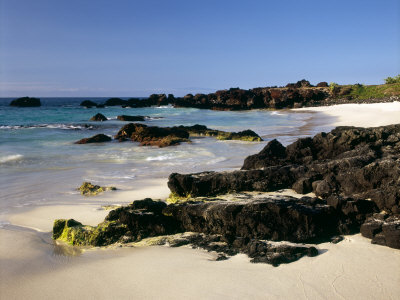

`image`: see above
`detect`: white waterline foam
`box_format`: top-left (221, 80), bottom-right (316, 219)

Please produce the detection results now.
top-left (0, 154), bottom-right (23, 164)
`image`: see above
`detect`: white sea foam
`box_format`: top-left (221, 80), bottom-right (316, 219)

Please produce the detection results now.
top-left (146, 154), bottom-right (175, 161)
top-left (270, 111), bottom-right (285, 116)
top-left (0, 154), bottom-right (23, 164)
top-left (0, 124), bottom-right (94, 130)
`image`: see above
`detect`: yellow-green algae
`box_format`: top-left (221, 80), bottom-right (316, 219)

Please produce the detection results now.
top-left (166, 192), bottom-right (193, 204)
top-left (52, 219), bottom-right (127, 246)
top-left (166, 192), bottom-right (224, 204)
top-left (78, 182), bottom-right (117, 196)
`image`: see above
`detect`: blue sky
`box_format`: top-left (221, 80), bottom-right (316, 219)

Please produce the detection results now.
top-left (0, 0), bottom-right (399, 97)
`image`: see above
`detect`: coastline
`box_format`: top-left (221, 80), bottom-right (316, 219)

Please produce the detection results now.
top-left (2, 102), bottom-right (400, 299)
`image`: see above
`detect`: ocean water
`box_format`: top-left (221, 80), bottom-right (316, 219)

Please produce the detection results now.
top-left (0, 98), bottom-right (333, 220)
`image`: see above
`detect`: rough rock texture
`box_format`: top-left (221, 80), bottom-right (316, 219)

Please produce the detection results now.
top-left (77, 182), bottom-right (116, 196)
top-left (117, 115), bottom-right (146, 122)
top-left (10, 97), bottom-right (41, 107)
top-left (170, 125), bottom-right (400, 214)
top-left (360, 214), bottom-right (400, 249)
top-left (90, 113), bottom-right (107, 121)
top-left (53, 198), bottom-right (321, 265)
top-left (178, 124), bottom-right (263, 141)
top-left (114, 123), bottom-right (262, 147)
top-left (75, 134), bottom-right (111, 144)
top-left (168, 124), bottom-right (400, 248)
top-left (115, 123), bottom-right (190, 147)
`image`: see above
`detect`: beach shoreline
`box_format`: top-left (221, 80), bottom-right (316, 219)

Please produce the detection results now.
top-left (2, 102), bottom-right (400, 299)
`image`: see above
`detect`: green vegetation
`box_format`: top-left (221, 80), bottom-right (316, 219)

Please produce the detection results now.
top-left (329, 82), bottom-right (339, 92)
top-left (348, 83), bottom-right (400, 100)
top-left (384, 75), bottom-right (400, 84)
top-left (328, 79), bottom-right (400, 100)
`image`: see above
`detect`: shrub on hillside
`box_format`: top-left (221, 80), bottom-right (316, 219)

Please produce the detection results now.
top-left (384, 75), bottom-right (400, 84)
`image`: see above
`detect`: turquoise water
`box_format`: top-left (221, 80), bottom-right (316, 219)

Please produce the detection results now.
top-left (0, 98), bottom-right (332, 218)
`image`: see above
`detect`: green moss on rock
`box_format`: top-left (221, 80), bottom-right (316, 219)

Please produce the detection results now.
top-left (78, 182), bottom-right (117, 196)
top-left (52, 218), bottom-right (128, 246)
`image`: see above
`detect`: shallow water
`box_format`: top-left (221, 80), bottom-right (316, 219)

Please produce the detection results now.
top-left (0, 97), bottom-right (334, 220)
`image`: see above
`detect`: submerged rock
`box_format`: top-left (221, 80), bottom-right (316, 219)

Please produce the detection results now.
top-left (10, 97), bottom-right (41, 107)
top-left (90, 113), bottom-right (107, 121)
top-left (117, 115), bottom-right (146, 122)
top-left (78, 182), bottom-right (116, 196)
top-left (75, 134), bottom-right (111, 144)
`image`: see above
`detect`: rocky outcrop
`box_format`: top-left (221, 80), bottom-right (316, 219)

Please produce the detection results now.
top-left (104, 98), bottom-right (127, 106)
top-left (114, 123), bottom-right (262, 147)
top-left (90, 113), bottom-right (107, 121)
top-left (316, 82), bottom-right (329, 87)
top-left (117, 115), bottom-right (146, 122)
top-left (75, 134), bottom-right (111, 144)
top-left (77, 182), bottom-right (116, 196)
top-left (80, 100), bottom-right (98, 108)
top-left (170, 125), bottom-right (400, 214)
top-left (360, 214), bottom-right (400, 249)
top-left (115, 123), bottom-right (190, 147)
top-left (53, 197), bottom-right (323, 265)
top-left (10, 97), bottom-right (41, 107)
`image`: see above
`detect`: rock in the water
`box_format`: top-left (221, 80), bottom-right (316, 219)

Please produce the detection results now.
top-left (117, 115), bottom-right (146, 122)
top-left (77, 182), bottom-right (116, 196)
top-left (115, 123), bottom-right (190, 147)
top-left (75, 134), bottom-right (111, 144)
top-left (90, 113), bottom-right (107, 121)
top-left (177, 124), bottom-right (263, 142)
top-left (80, 100), bottom-right (98, 108)
top-left (104, 98), bottom-right (127, 106)
top-left (10, 97), bottom-right (41, 107)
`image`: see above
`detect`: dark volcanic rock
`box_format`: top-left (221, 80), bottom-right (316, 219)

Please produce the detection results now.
top-left (163, 196), bottom-right (339, 243)
top-left (168, 124), bottom-right (400, 249)
top-left (115, 123), bottom-right (262, 146)
top-left (75, 134), bottom-right (112, 144)
top-left (361, 215), bottom-right (400, 249)
top-left (115, 123), bottom-right (190, 147)
top-left (53, 197), bottom-right (322, 264)
top-left (10, 97), bottom-right (41, 107)
top-left (90, 113), bottom-right (107, 121)
top-left (80, 100), bottom-right (98, 108)
top-left (117, 115), bottom-right (146, 122)
top-left (170, 124), bottom-right (400, 214)
top-left (316, 82), bottom-right (329, 87)
top-left (104, 98), bottom-right (127, 106)
top-left (177, 124), bottom-right (263, 141)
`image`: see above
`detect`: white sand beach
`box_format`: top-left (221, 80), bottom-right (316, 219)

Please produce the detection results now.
top-left (1, 103), bottom-right (400, 300)
top-left (297, 101), bottom-right (400, 127)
